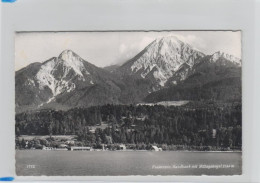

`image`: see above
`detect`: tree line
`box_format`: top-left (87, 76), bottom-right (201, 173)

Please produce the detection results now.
top-left (15, 103), bottom-right (242, 150)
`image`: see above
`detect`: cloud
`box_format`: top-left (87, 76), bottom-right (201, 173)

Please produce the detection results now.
top-left (170, 34), bottom-right (206, 52)
top-left (115, 36), bottom-right (156, 65)
top-left (119, 44), bottom-right (127, 53)
top-left (176, 35), bottom-right (196, 43)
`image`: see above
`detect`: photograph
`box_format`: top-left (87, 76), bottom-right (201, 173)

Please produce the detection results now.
top-left (15, 31), bottom-right (242, 176)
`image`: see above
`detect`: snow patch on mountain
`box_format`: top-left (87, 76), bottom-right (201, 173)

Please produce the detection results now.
top-left (26, 78), bottom-right (35, 86)
top-left (152, 67), bottom-right (168, 86)
top-left (36, 58), bottom-right (57, 93)
top-left (35, 55), bottom-right (79, 97)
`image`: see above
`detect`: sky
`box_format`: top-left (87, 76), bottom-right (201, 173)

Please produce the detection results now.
top-left (15, 31), bottom-right (241, 71)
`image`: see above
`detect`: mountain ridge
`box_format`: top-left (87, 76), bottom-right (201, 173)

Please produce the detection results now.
top-left (15, 37), bottom-right (241, 113)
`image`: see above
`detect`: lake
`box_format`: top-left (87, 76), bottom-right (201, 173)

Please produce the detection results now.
top-left (16, 150), bottom-right (242, 176)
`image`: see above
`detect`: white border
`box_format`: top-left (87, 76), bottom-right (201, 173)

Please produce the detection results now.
top-left (0, 0), bottom-right (259, 182)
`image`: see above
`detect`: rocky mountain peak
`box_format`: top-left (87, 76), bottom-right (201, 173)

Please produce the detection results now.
top-left (119, 36), bottom-right (205, 87)
top-left (59, 49), bottom-right (77, 60)
top-left (210, 51), bottom-right (241, 66)
top-left (57, 50), bottom-right (87, 77)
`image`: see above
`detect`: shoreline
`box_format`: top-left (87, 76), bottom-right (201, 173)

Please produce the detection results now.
top-left (15, 149), bottom-right (242, 153)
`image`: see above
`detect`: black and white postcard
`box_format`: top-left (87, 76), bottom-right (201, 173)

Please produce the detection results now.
top-left (15, 31), bottom-right (242, 176)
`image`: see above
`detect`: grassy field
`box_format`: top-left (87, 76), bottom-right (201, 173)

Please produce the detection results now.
top-left (138, 100), bottom-right (189, 106)
top-left (18, 135), bottom-right (77, 141)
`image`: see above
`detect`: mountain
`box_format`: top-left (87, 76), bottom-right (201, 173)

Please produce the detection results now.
top-left (144, 51), bottom-right (242, 102)
top-left (210, 51), bottom-right (241, 66)
top-left (166, 51), bottom-right (241, 86)
top-left (116, 36), bottom-right (205, 89)
top-left (15, 50), bottom-right (124, 113)
top-left (15, 37), bottom-right (242, 113)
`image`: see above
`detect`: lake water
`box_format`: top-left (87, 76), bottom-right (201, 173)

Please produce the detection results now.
top-left (16, 150), bottom-right (242, 176)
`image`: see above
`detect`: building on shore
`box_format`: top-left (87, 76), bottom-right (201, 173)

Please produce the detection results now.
top-left (68, 146), bottom-right (92, 151)
top-left (42, 145), bottom-right (68, 151)
top-left (151, 146), bottom-right (159, 151)
top-left (65, 140), bottom-right (75, 145)
top-left (58, 144), bottom-right (68, 148)
top-left (42, 146), bottom-right (54, 150)
top-left (119, 144), bottom-right (126, 151)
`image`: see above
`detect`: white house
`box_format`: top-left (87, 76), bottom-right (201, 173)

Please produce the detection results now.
top-left (151, 146), bottom-right (159, 151)
top-left (119, 144), bottom-right (126, 151)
